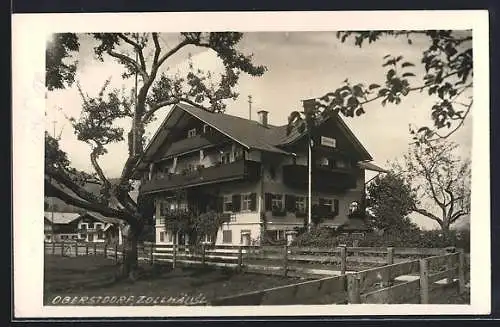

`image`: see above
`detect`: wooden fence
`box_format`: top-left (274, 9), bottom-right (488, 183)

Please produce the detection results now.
top-left (44, 242), bottom-right (458, 276)
top-left (210, 250), bottom-right (466, 305)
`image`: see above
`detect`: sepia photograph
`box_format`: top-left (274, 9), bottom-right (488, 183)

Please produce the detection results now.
top-left (12, 10), bottom-right (490, 317)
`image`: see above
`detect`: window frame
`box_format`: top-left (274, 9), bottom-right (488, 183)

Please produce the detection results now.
top-left (159, 231), bottom-right (165, 242)
top-left (295, 196), bottom-right (307, 213)
top-left (271, 194), bottom-right (284, 211)
top-left (223, 195), bottom-right (233, 213)
top-left (241, 193), bottom-right (252, 212)
top-left (187, 128), bottom-right (197, 138)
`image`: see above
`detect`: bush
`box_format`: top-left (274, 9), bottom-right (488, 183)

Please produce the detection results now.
top-left (290, 228), bottom-right (470, 252)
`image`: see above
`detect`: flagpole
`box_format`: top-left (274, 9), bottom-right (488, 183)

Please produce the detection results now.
top-left (308, 133), bottom-right (312, 231)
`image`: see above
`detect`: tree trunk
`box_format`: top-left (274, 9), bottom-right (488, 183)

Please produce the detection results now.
top-left (122, 225), bottom-right (139, 281)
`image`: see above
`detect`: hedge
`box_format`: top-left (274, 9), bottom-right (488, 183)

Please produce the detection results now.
top-left (291, 228), bottom-right (470, 253)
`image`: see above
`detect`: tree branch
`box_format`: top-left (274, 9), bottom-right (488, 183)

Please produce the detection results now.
top-left (46, 166), bottom-right (103, 204)
top-left (107, 49), bottom-right (148, 81)
top-left (45, 175), bottom-right (134, 224)
top-left (412, 206), bottom-right (444, 227)
top-left (90, 147), bottom-right (112, 195)
top-left (117, 33), bottom-right (147, 73)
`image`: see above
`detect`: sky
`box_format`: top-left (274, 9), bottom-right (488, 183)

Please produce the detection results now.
top-left (45, 31), bottom-right (473, 230)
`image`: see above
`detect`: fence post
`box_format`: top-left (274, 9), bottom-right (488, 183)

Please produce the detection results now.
top-left (340, 246), bottom-right (347, 276)
top-left (104, 244), bottom-right (107, 258)
top-left (446, 250), bottom-right (455, 285)
top-left (238, 246), bottom-right (243, 271)
top-left (52, 242), bottom-right (55, 255)
top-left (85, 244), bottom-right (89, 256)
top-left (201, 243), bottom-right (206, 266)
top-left (115, 244), bottom-right (119, 262)
top-left (347, 274), bottom-right (361, 304)
top-left (61, 241), bottom-right (65, 256)
top-left (283, 245), bottom-right (288, 276)
top-left (75, 243), bottom-right (79, 256)
top-left (172, 244), bottom-right (177, 269)
top-left (94, 242), bottom-right (97, 256)
top-left (150, 244), bottom-right (154, 266)
top-left (383, 247), bottom-right (394, 287)
top-left (419, 259), bottom-right (429, 304)
top-left (458, 250), bottom-right (466, 294)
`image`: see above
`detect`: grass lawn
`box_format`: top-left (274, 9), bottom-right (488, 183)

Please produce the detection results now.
top-left (44, 255), bottom-right (306, 306)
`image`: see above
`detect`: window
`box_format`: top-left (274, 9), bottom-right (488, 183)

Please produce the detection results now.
top-left (79, 233), bottom-right (85, 239)
top-left (72, 235), bottom-right (78, 240)
top-left (223, 195), bottom-right (233, 212)
top-left (80, 223), bottom-right (87, 230)
top-left (88, 223), bottom-right (94, 229)
top-left (233, 148), bottom-right (245, 161)
top-left (96, 223), bottom-right (102, 230)
top-left (178, 202), bottom-right (188, 211)
top-left (221, 152), bottom-right (231, 164)
top-left (241, 194), bottom-right (252, 211)
top-left (203, 234), bottom-right (214, 243)
top-left (265, 230), bottom-right (285, 241)
top-left (203, 124), bottom-right (211, 134)
top-left (159, 231), bottom-right (165, 242)
top-left (296, 196), bottom-right (307, 213)
top-left (323, 199), bottom-right (334, 212)
top-left (168, 232), bottom-right (173, 243)
top-left (97, 231), bottom-right (104, 240)
top-left (271, 194), bottom-right (284, 211)
top-left (222, 230), bottom-right (232, 244)
top-left (318, 157), bottom-right (329, 167)
top-left (187, 128), bottom-right (197, 138)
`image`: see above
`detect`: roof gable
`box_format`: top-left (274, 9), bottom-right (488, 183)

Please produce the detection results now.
top-left (136, 102), bottom-right (373, 171)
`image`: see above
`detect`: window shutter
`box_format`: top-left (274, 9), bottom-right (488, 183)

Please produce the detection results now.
top-left (249, 193), bottom-right (257, 211)
top-left (232, 194), bottom-right (241, 212)
top-left (333, 199), bottom-right (339, 216)
top-left (265, 193), bottom-right (272, 211)
top-left (285, 194), bottom-right (296, 212)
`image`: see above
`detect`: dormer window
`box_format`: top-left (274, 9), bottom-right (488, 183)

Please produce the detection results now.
top-left (187, 128), bottom-right (197, 138)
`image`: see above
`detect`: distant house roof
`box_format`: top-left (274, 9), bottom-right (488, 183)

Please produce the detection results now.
top-left (44, 212), bottom-right (81, 224)
top-left (84, 211), bottom-right (122, 225)
top-left (136, 102), bottom-right (374, 171)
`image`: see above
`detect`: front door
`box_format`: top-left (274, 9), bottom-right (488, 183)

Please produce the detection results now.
top-left (241, 234), bottom-right (251, 246)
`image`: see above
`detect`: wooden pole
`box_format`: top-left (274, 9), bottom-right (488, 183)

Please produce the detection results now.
top-left (52, 241), bottom-right (55, 255)
top-left (172, 244), bottom-right (177, 269)
top-left (384, 247), bottom-right (394, 286)
top-left (458, 250), bottom-right (466, 294)
top-left (115, 244), bottom-right (119, 262)
top-left (104, 244), bottom-right (107, 258)
top-left (150, 244), bottom-right (154, 266)
top-left (283, 245), bottom-right (288, 277)
top-left (61, 241), bottom-right (64, 256)
top-left (340, 246), bottom-right (347, 276)
top-left (75, 243), bottom-right (79, 256)
top-left (347, 274), bottom-right (361, 304)
top-left (446, 253), bottom-right (454, 284)
top-left (94, 242), bottom-right (97, 256)
top-left (85, 244), bottom-right (89, 256)
top-left (238, 246), bottom-right (243, 271)
top-left (419, 259), bottom-right (429, 304)
top-left (201, 243), bottom-right (206, 266)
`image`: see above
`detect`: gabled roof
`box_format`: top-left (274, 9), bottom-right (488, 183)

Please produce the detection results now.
top-left (44, 212), bottom-right (81, 224)
top-left (137, 102), bottom-right (374, 171)
top-left (84, 211), bottom-right (122, 225)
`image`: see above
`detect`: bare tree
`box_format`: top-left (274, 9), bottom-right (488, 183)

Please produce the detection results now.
top-left (396, 138), bottom-right (471, 231)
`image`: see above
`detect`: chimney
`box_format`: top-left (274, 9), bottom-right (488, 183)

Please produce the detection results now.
top-left (257, 110), bottom-right (268, 127)
top-left (302, 98), bottom-right (317, 114)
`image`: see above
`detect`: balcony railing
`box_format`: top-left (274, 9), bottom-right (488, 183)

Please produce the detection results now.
top-left (141, 160), bottom-right (261, 194)
top-left (282, 164), bottom-right (357, 192)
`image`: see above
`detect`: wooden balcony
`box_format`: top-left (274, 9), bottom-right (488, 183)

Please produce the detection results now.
top-left (282, 164), bottom-right (357, 192)
top-left (140, 160), bottom-right (261, 194)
